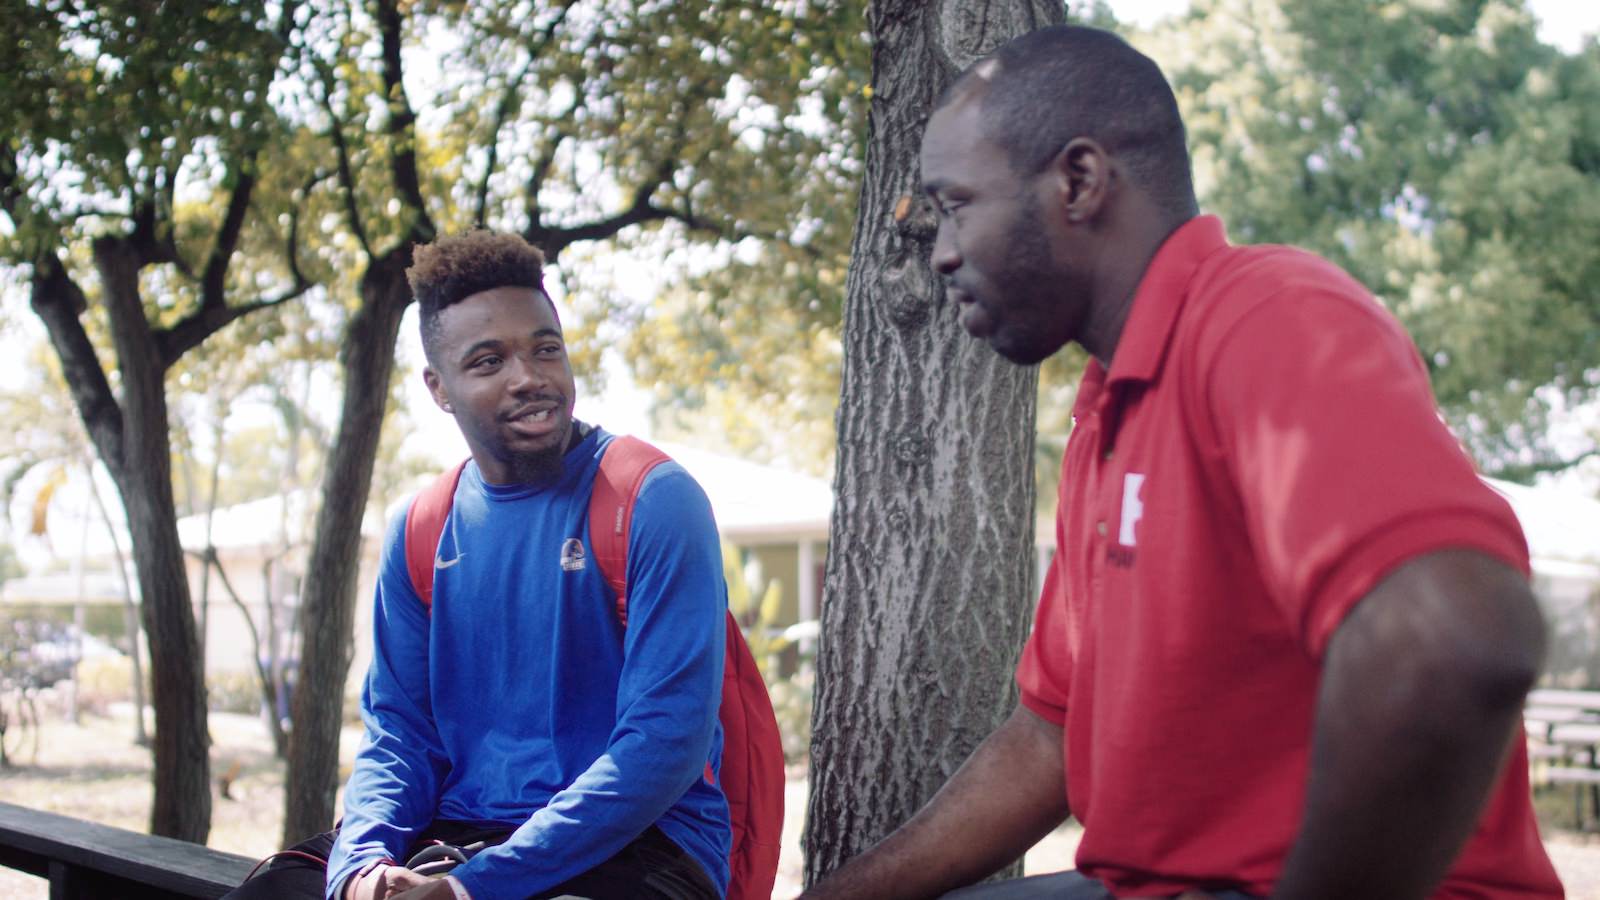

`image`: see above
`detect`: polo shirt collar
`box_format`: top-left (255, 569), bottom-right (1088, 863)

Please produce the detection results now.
top-left (1103, 215), bottom-right (1229, 388)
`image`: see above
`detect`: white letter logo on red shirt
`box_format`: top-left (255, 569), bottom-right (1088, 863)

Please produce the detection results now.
top-left (1119, 473), bottom-right (1146, 547)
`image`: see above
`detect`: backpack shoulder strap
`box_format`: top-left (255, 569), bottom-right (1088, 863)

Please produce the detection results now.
top-left (404, 459), bottom-right (470, 612)
top-left (589, 435), bottom-right (672, 627)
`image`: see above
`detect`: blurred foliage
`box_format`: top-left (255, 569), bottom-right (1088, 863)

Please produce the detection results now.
top-left (1148, 0), bottom-right (1600, 479)
top-left (767, 655), bottom-right (814, 764)
top-left (723, 540), bottom-right (789, 680)
top-left (722, 540), bottom-right (814, 762)
top-left (5, 0), bottom-right (1596, 505)
top-left (0, 541), bottom-right (20, 586)
top-left (74, 652), bottom-right (141, 716)
top-left (612, 0), bottom-right (1599, 488)
top-left (0, 615), bottom-right (76, 692)
top-left (206, 668), bottom-right (267, 716)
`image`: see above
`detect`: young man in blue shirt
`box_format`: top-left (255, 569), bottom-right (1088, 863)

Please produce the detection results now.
top-left (228, 231), bottom-right (731, 900)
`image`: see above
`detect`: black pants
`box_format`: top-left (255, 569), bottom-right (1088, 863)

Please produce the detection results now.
top-left (224, 820), bottom-right (719, 900)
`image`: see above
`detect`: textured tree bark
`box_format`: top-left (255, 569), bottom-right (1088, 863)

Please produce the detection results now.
top-left (282, 249), bottom-right (415, 844)
top-left (803, 0), bottom-right (1063, 885)
top-left (95, 236), bottom-right (214, 843)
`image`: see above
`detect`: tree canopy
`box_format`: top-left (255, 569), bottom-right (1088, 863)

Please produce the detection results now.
top-left (1154, 0), bottom-right (1600, 480)
top-left (2, 0), bottom-right (883, 841)
top-left (603, 0), bottom-right (1599, 487)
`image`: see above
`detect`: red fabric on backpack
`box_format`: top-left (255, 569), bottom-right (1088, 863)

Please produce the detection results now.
top-left (404, 437), bottom-right (784, 900)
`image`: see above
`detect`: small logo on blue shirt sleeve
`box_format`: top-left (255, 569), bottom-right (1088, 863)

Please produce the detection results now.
top-left (560, 538), bottom-right (587, 572)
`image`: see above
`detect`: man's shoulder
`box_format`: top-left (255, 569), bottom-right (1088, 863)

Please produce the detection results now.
top-left (1178, 242), bottom-right (1403, 362)
top-left (1191, 242), bottom-right (1369, 315)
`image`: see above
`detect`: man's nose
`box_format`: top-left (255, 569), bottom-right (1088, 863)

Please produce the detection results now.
top-left (506, 355), bottom-right (547, 392)
top-left (930, 225), bottom-right (960, 275)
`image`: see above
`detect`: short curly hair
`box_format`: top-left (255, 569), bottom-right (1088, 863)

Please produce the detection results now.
top-left (408, 231), bottom-right (552, 363)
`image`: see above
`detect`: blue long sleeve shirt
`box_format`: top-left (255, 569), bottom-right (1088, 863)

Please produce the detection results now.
top-left (325, 428), bottom-right (731, 900)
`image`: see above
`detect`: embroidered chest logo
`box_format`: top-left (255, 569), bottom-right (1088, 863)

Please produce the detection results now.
top-left (1119, 473), bottom-right (1146, 547)
top-left (560, 538), bottom-right (587, 572)
top-left (1107, 472), bottom-right (1146, 569)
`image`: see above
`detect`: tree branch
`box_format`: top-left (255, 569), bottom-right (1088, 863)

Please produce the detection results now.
top-left (283, 171), bottom-right (330, 292)
top-left (0, 141), bottom-right (20, 226)
top-left (1487, 447), bottom-right (1600, 484)
top-left (523, 113), bottom-right (577, 232)
top-left (527, 181), bottom-right (669, 261)
top-left (28, 255), bottom-right (126, 470)
top-left (200, 157), bottom-right (259, 310)
top-left (473, 0), bottom-right (579, 228)
top-left (375, 0), bottom-right (434, 243)
top-left (312, 57), bottom-right (372, 258)
top-left (157, 289), bottom-right (309, 369)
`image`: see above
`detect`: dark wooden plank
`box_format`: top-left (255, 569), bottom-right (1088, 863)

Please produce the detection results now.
top-left (0, 801), bottom-right (254, 898)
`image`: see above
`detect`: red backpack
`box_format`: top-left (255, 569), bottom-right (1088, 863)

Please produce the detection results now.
top-left (402, 436), bottom-right (784, 900)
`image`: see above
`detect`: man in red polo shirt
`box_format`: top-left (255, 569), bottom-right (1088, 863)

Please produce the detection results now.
top-left (802, 24), bottom-right (1563, 900)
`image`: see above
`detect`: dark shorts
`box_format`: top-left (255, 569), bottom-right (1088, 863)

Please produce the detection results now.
top-left (224, 820), bottom-right (718, 900)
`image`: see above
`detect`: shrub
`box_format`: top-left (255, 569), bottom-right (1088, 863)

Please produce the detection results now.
top-left (207, 670), bottom-right (264, 716)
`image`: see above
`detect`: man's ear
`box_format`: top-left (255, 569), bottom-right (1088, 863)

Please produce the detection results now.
top-left (1046, 136), bottom-right (1112, 224)
top-left (423, 367), bottom-right (453, 414)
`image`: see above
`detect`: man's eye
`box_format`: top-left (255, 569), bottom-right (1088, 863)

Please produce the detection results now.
top-left (470, 355), bottom-right (501, 370)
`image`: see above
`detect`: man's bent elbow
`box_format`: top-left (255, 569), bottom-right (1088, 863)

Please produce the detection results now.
top-left (1401, 549), bottom-right (1547, 713)
top-left (1335, 549), bottom-right (1548, 726)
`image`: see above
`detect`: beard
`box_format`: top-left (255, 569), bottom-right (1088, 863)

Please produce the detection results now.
top-left (504, 443), bottom-right (568, 484)
top-left (987, 193), bottom-right (1074, 366)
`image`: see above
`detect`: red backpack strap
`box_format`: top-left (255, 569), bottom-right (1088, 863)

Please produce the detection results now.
top-left (588, 435), bottom-right (671, 627)
top-left (587, 435), bottom-right (785, 899)
top-left (403, 459), bottom-right (470, 612)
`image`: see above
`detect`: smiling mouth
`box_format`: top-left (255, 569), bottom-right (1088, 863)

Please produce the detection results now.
top-left (502, 401), bottom-right (562, 425)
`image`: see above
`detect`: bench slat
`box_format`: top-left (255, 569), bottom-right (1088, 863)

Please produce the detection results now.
top-left (0, 801), bottom-right (254, 899)
top-left (1545, 767), bottom-right (1600, 785)
top-left (1528, 689), bottom-right (1600, 710)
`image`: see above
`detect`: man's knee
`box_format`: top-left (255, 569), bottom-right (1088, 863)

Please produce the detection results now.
top-left (223, 829), bottom-right (338, 900)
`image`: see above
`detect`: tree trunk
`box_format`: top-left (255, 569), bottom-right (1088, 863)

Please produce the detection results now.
top-left (86, 461), bottom-right (149, 747)
top-left (282, 248), bottom-right (414, 844)
top-left (93, 236), bottom-right (213, 843)
top-left (803, 0), bottom-right (1062, 885)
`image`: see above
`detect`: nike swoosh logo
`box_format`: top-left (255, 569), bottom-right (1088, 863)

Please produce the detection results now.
top-left (435, 554), bottom-right (464, 570)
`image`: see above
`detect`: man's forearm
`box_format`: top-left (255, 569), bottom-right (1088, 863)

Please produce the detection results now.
top-left (802, 704), bottom-right (1070, 900)
top-left (1275, 550), bottom-right (1545, 899)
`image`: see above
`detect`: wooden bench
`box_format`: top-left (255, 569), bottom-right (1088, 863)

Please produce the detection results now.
top-left (0, 801), bottom-right (255, 899)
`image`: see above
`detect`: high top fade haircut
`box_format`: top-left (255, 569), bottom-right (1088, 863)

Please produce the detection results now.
top-left (941, 25), bottom-right (1198, 221)
top-left (407, 231), bottom-right (553, 365)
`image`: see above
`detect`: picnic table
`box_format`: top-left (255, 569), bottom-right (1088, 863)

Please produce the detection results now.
top-left (1525, 688), bottom-right (1600, 828)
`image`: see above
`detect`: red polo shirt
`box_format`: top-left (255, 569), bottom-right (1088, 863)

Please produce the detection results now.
top-left (1017, 216), bottom-right (1562, 897)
